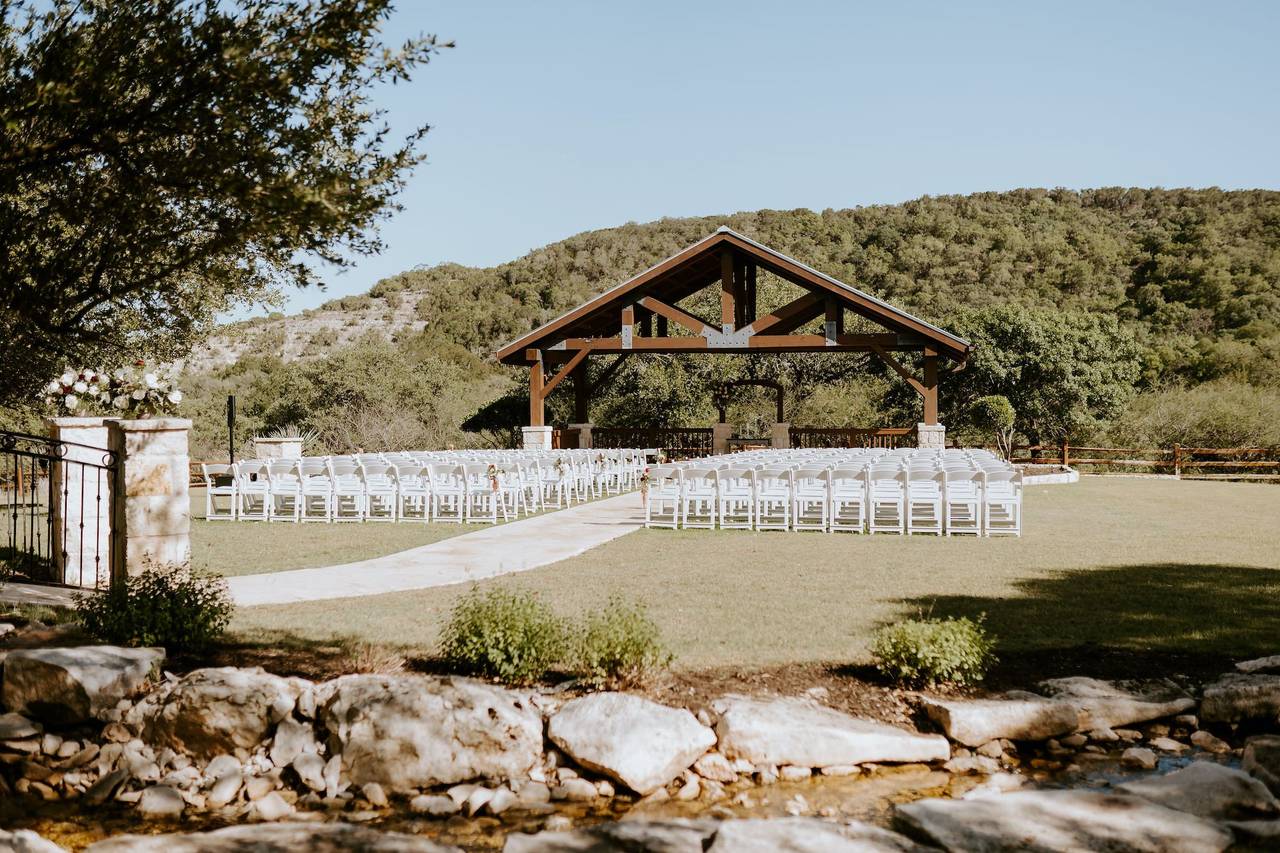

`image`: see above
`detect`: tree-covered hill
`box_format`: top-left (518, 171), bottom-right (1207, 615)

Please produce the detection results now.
top-left (182, 187), bottom-right (1280, 455)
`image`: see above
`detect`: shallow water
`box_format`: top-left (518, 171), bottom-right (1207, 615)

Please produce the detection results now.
top-left (3, 750), bottom-right (1237, 851)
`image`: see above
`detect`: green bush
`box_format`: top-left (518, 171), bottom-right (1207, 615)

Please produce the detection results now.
top-left (871, 616), bottom-right (996, 687)
top-left (77, 563), bottom-right (233, 653)
top-left (574, 597), bottom-right (672, 688)
top-left (438, 588), bottom-right (568, 685)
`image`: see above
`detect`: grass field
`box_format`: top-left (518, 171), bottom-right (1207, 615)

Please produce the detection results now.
top-left (229, 478), bottom-right (1280, 670)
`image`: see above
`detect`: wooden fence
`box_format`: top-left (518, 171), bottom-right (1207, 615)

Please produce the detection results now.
top-left (590, 427), bottom-right (715, 459)
top-left (1012, 441), bottom-right (1280, 479)
top-left (790, 427), bottom-right (916, 450)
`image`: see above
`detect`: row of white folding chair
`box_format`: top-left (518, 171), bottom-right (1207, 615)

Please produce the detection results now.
top-left (644, 464), bottom-right (1021, 535)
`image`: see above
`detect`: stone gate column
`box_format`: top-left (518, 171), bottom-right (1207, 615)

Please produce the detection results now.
top-left (770, 422), bottom-right (791, 449)
top-left (522, 426), bottom-right (554, 451)
top-left (568, 423), bottom-right (593, 449)
top-left (712, 423), bottom-right (734, 455)
top-left (917, 423), bottom-right (947, 449)
top-left (107, 418), bottom-right (192, 577)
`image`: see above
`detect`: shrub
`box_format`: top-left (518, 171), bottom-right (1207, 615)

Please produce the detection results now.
top-left (971, 395), bottom-right (1016, 458)
top-left (438, 588), bottom-right (568, 685)
top-left (574, 597), bottom-right (672, 688)
top-left (871, 615), bottom-right (996, 687)
top-left (77, 563), bottom-right (233, 653)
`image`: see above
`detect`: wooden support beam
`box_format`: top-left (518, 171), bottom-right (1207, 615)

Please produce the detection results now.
top-left (748, 293), bottom-right (825, 335)
top-left (825, 297), bottom-right (843, 342)
top-left (542, 346), bottom-right (591, 396)
top-left (637, 306), bottom-right (652, 337)
top-left (528, 354), bottom-right (545, 427)
top-left (870, 345), bottom-right (926, 396)
top-left (922, 348), bottom-right (939, 425)
top-left (733, 258), bottom-right (747, 329)
top-left (637, 296), bottom-right (714, 335)
top-left (572, 359), bottom-right (590, 423)
top-left (720, 248), bottom-right (735, 332)
top-left (557, 333), bottom-right (906, 353)
top-left (746, 263), bottom-right (757, 323)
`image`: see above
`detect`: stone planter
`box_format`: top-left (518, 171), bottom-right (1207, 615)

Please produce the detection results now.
top-left (252, 436), bottom-right (304, 460)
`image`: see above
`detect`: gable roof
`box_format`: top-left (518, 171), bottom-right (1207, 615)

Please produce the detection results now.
top-left (495, 227), bottom-right (971, 364)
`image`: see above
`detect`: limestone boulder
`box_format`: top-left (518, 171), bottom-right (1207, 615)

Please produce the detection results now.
top-left (503, 819), bottom-right (716, 853)
top-left (547, 693), bottom-right (715, 795)
top-left (1244, 735), bottom-right (1280, 797)
top-left (0, 713), bottom-right (41, 741)
top-left (1039, 677), bottom-right (1194, 731)
top-left (919, 695), bottom-right (1078, 747)
top-left (1201, 673), bottom-right (1280, 722)
top-left (319, 674), bottom-right (542, 792)
top-left (1117, 761), bottom-right (1278, 821)
top-left (713, 696), bottom-right (948, 767)
top-left (1236, 655), bottom-right (1280, 674)
top-left (3, 646), bottom-right (164, 726)
top-left (895, 789), bottom-right (1233, 853)
top-left (133, 668), bottom-right (306, 760)
top-left (0, 829), bottom-right (65, 853)
top-left (85, 824), bottom-right (462, 852)
top-left (705, 819), bottom-right (927, 852)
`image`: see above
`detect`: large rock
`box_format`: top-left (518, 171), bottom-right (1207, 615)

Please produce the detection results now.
top-left (318, 674), bottom-right (542, 792)
top-left (713, 696), bottom-right (949, 767)
top-left (895, 789), bottom-right (1233, 853)
top-left (919, 695), bottom-right (1078, 747)
top-left (504, 819), bottom-right (715, 853)
top-left (1117, 761), bottom-right (1279, 820)
top-left (0, 713), bottom-right (41, 740)
top-left (3, 646), bottom-right (164, 726)
top-left (133, 667), bottom-right (306, 759)
top-left (85, 824), bottom-right (461, 852)
top-left (547, 693), bottom-right (715, 795)
top-left (0, 830), bottom-right (65, 853)
top-left (1039, 677), bottom-right (1194, 730)
top-left (1201, 673), bottom-right (1280, 722)
top-left (1244, 735), bottom-right (1280, 796)
top-left (705, 819), bottom-right (927, 852)
top-left (1236, 655), bottom-right (1280, 674)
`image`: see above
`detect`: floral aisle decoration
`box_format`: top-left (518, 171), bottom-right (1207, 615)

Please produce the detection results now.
top-left (43, 361), bottom-right (184, 417)
top-left (639, 465), bottom-right (652, 505)
top-left (486, 463), bottom-right (500, 492)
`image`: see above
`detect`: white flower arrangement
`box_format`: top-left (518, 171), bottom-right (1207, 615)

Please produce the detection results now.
top-left (44, 361), bottom-right (184, 417)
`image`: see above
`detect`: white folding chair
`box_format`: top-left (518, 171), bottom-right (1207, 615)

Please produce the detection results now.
top-left (202, 463), bottom-right (237, 521)
top-left (907, 468), bottom-right (945, 535)
top-left (462, 463), bottom-right (500, 524)
top-left (643, 465), bottom-right (682, 529)
top-left (428, 464), bottom-right (466, 523)
top-left (329, 458), bottom-right (366, 522)
top-left (397, 465), bottom-right (432, 522)
top-left (943, 468), bottom-right (982, 535)
top-left (754, 466), bottom-right (793, 531)
top-left (298, 458), bottom-right (334, 522)
top-left (717, 466), bottom-right (756, 530)
top-left (362, 462), bottom-right (399, 522)
top-left (235, 460), bottom-right (270, 521)
top-left (868, 464), bottom-right (906, 534)
top-left (982, 470), bottom-right (1023, 536)
top-left (680, 467), bottom-right (719, 529)
top-left (792, 466), bottom-right (831, 532)
top-left (829, 466), bottom-right (868, 533)
top-left (265, 461), bottom-right (301, 523)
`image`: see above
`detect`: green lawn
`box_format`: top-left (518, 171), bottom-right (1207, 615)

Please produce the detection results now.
top-left (230, 478), bottom-right (1280, 669)
top-left (190, 487), bottom-right (468, 577)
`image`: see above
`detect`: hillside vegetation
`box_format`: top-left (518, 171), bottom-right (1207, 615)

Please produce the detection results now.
top-left (185, 188), bottom-right (1280, 456)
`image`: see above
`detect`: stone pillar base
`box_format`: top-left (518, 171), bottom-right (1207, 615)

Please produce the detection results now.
top-left (252, 436), bottom-right (303, 459)
top-left (569, 423), bottom-right (593, 450)
top-left (522, 426), bottom-right (554, 451)
top-left (771, 422), bottom-right (791, 449)
top-left (108, 418), bottom-right (192, 577)
top-left (712, 423), bottom-right (735, 455)
top-left (917, 423), bottom-right (946, 449)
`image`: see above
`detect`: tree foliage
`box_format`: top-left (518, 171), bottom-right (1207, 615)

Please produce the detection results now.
top-left (0, 0), bottom-right (450, 404)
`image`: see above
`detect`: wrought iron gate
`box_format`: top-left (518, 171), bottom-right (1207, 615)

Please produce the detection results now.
top-left (1, 430), bottom-right (120, 589)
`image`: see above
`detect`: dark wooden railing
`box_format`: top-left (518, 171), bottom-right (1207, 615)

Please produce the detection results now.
top-left (790, 427), bottom-right (916, 450)
top-left (1012, 440), bottom-right (1280, 479)
top-left (591, 427), bottom-right (715, 459)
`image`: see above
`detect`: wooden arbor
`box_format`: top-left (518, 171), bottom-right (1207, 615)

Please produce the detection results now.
top-left (495, 228), bottom-right (972, 429)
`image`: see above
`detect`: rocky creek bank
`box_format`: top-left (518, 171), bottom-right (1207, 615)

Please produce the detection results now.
top-left (1, 632), bottom-right (1278, 851)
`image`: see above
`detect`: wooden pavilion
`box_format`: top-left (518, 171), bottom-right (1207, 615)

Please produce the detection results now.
top-left (495, 228), bottom-right (972, 448)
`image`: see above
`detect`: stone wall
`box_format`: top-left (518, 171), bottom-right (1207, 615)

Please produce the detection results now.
top-left (107, 418), bottom-right (192, 576)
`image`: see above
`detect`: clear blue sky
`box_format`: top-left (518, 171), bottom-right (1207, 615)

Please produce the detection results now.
top-left (274, 0), bottom-right (1280, 315)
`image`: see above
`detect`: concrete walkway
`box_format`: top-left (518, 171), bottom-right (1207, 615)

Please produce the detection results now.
top-left (228, 492), bottom-right (646, 607)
